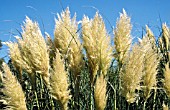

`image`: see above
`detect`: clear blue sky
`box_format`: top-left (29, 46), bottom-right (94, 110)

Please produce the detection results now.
top-left (0, 0), bottom-right (170, 62)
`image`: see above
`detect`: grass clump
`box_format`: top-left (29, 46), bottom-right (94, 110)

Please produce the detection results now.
top-left (1, 7), bottom-right (170, 110)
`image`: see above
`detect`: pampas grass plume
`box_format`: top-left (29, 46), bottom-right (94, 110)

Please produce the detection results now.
top-left (114, 9), bottom-right (132, 64)
top-left (94, 74), bottom-right (107, 110)
top-left (49, 50), bottom-right (71, 110)
top-left (162, 23), bottom-right (170, 51)
top-left (142, 26), bottom-right (159, 99)
top-left (82, 12), bottom-right (112, 83)
top-left (121, 43), bottom-right (147, 103)
top-left (1, 63), bottom-right (27, 110)
top-left (4, 17), bottom-right (50, 88)
top-left (54, 7), bottom-right (83, 80)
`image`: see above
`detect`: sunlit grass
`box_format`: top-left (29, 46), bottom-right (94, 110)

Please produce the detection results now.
top-left (0, 7), bottom-right (170, 110)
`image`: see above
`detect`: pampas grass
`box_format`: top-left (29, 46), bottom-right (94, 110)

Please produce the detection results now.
top-left (0, 63), bottom-right (27, 110)
top-left (141, 26), bottom-right (159, 99)
top-left (54, 7), bottom-right (83, 79)
top-left (82, 12), bottom-right (112, 110)
top-left (162, 23), bottom-right (170, 51)
top-left (49, 50), bottom-right (71, 110)
top-left (159, 23), bottom-right (170, 63)
top-left (4, 17), bottom-right (50, 88)
top-left (53, 8), bottom-right (84, 107)
top-left (94, 74), bottom-right (107, 110)
top-left (114, 9), bottom-right (132, 65)
top-left (2, 7), bottom-right (170, 110)
top-left (82, 12), bottom-right (112, 84)
top-left (19, 16), bottom-right (50, 86)
top-left (3, 42), bottom-right (23, 80)
top-left (121, 42), bottom-right (147, 103)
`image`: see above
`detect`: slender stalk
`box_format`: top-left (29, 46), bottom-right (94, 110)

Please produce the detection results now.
top-left (108, 81), bottom-right (117, 110)
top-left (39, 75), bottom-right (44, 99)
top-left (143, 100), bottom-right (147, 110)
top-left (118, 65), bottom-right (122, 109)
top-left (152, 88), bottom-right (157, 110)
top-left (127, 103), bottom-right (130, 110)
top-left (114, 88), bottom-right (117, 110)
top-left (90, 85), bottom-right (94, 110)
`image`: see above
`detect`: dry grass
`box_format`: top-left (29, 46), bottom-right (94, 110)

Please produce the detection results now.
top-left (114, 9), bottom-right (132, 65)
top-left (1, 7), bottom-right (170, 110)
top-left (0, 63), bottom-right (27, 110)
top-left (82, 12), bottom-right (112, 84)
top-left (121, 43), bottom-right (146, 103)
top-left (49, 50), bottom-right (71, 110)
top-left (140, 26), bottom-right (159, 99)
top-left (94, 74), bottom-right (107, 110)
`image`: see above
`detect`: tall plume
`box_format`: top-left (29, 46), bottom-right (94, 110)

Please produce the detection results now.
top-left (82, 12), bottom-right (112, 83)
top-left (4, 17), bottom-right (50, 88)
top-left (142, 26), bottom-right (159, 99)
top-left (1, 63), bottom-right (27, 110)
top-left (54, 7), bottom-right (83, 79)
top-left (94, 74), bottom-right (107, 110)
top-left (121, 42), bottom-right (148, 103)
top-left (49, 50), bottom-right (71, 110)
top-left (114, 9), bottom-right (132, 65)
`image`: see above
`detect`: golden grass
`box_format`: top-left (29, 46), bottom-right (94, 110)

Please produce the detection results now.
top-left (54, 7), bottom-right (83, 79)
top-left (4, 17), bottom-right (50, 88)
top-left (2, 7), bottom-right (170, 110)
top-left (49, 50), bottom-right (71, 110)
top-left (121, 43), bottom-right (146, 103)
top-left (141, 26), bottom-right (159, 99)
top-left (94, 74), bottom-right (107, 110)
top-left (114, 9), bottom-right (132, 64)
top-left (0, 63), bottom-right (27, 110)
top-left (82, 12), bottom-right (112, 84)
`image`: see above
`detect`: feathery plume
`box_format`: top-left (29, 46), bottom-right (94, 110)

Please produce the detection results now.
top-left (3, 42), bottom-right (24, 80)
top-left (82, 12), bottom-right (112, 83)
top-left (20, 16), bottom-right (49, 85)
top-left (94, 74), bottom-right (107, 110)
top-left (141, 28), bottom-right (159, 99)
top-left (121, 42), bottom-right (147, 103)
top-left (159, 24), bottom-right (170, 62)
top-left (54, 7), bottom-right (83, 80)
top-left (3, 42), bottom-right (22, 69)
top-left (49, 50), bottom-right (71, 110)
top-left (4, 17), bottom-right (50, 87)
top-left (114, 9), bottom-right (132, 64)
top-left (162, 23), bottom-right (170, 51)
top-left (145, 25), bottom-right (156, 46)
top-left (1, 63), bottom-right (27, 110)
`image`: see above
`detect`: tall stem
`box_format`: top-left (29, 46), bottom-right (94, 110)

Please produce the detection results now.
top-left (143, 100), bottom-right (146, 110)
top-left (90, 85), bottom-right (94, 110)
top-left (152, 88), bottom-right (157, 110)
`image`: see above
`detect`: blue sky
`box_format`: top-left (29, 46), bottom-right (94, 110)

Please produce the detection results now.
top-left (0, 0), bottom-right (170, 61)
